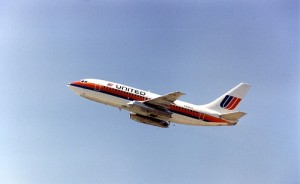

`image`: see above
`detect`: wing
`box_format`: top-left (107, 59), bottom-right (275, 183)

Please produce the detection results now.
top-left (143, 91), bottom-right (185, 108)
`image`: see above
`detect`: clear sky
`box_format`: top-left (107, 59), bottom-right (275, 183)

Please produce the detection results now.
top-left (0, 0), bottom-right (299, 183)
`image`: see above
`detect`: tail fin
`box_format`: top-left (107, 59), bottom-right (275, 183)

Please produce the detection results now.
top-left (202, 83), bottom-right (251, 114)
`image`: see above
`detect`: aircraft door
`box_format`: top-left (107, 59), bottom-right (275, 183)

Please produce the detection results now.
top-left (199, 112), bottom-right (205, 120)
top-left (94, 83), bottom-right (101, 91)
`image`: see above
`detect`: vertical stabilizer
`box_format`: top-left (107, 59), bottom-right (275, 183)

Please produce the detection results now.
top-left (202, 83), bottom-right (251, 114)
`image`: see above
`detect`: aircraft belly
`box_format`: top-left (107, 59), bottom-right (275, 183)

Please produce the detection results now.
top-left (170, 114), bottom-right (230, 126)
top-left (170, 114), bottom-right (203, 126)
top-left (80, 88), bottom-right (129, 108)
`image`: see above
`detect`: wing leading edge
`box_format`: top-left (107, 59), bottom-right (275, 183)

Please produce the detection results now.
top-left (143, 91), bottom-right (185, 108)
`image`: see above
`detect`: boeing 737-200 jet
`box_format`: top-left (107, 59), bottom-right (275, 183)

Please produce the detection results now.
top-left (68, 79), bottom-right (251, 128)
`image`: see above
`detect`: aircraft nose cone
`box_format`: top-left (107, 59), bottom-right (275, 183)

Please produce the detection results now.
top-left (67, 81), bottom-right (75, 87)
top-left (67, 82), bottom-right (74, 90)
top-left (68, 81), bottom-right (79, 86)
top-left (67, 80), bottom-right (86, 96)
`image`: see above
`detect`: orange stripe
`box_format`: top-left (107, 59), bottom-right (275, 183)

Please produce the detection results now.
top-left (99, 83), bottom-right (147, 101)
top-left (169, 105), bottom-right (227, 123)
top-left (229, 98), bottom-right (241, 110)
top-left (226, 97), bottom-right (238, 109)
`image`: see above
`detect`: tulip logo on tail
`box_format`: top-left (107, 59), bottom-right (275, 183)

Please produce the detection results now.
top-left (220, 95), bottom-right (242, 110)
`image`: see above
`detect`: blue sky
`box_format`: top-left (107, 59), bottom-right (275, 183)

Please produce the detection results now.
top-left (0, 0), bottom-right (299, 183)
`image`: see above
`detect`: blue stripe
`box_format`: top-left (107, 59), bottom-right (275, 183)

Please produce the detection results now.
top-left (223, 96), bottom-right (233, 108)
top-left (220, 95), bottom-right (230, 108)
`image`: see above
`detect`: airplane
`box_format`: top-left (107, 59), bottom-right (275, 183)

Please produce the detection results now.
top-left (67, 79), bottom-right (251, 128)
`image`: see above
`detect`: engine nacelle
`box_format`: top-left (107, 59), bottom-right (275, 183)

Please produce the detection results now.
top-left (127, 101), bottom-right (172, 119)
top-left (130, 113), bottom-right (169, 128)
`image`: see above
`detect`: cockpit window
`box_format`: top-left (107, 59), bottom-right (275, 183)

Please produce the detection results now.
top-left (80, 79), bottom-right (88, 83)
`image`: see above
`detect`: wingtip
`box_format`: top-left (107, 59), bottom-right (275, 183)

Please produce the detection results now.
top-left (240, 82), bottom-right (251, 86)
top-left (176, 91), bottom-right (186, 95)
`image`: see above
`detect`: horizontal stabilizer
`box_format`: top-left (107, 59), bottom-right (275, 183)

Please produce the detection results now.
top-left (220, 112), bottom-right (246, 122)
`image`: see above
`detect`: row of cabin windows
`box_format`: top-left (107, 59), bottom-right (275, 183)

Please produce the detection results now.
top-left (102, 86), bottom-right (149, 100)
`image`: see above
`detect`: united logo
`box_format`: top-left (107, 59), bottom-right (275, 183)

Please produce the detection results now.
top-left (220, 95), bottom-right (242, 110)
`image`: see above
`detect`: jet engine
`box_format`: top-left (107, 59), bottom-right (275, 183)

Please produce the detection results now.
top-left (127, 101), bottom-right (172, 119)
top-left (130, 113), bottom-right (169, 128)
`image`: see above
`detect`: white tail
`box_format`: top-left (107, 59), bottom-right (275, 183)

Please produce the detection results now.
top-left (202, 83), bottom-right (251, 116)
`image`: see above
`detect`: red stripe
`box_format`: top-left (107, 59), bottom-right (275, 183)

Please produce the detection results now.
top-left (226, 97), bottom-right (238, 109)
top-left (229, 98), bottom-right (241, 110)
top-left (169, 106), bottom-right (228, 123)
top-left (100, 84), bottom-right (147, 101)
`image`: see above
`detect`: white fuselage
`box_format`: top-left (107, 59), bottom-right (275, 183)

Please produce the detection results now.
top-left (68, 79), bottom-right (232, 126)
